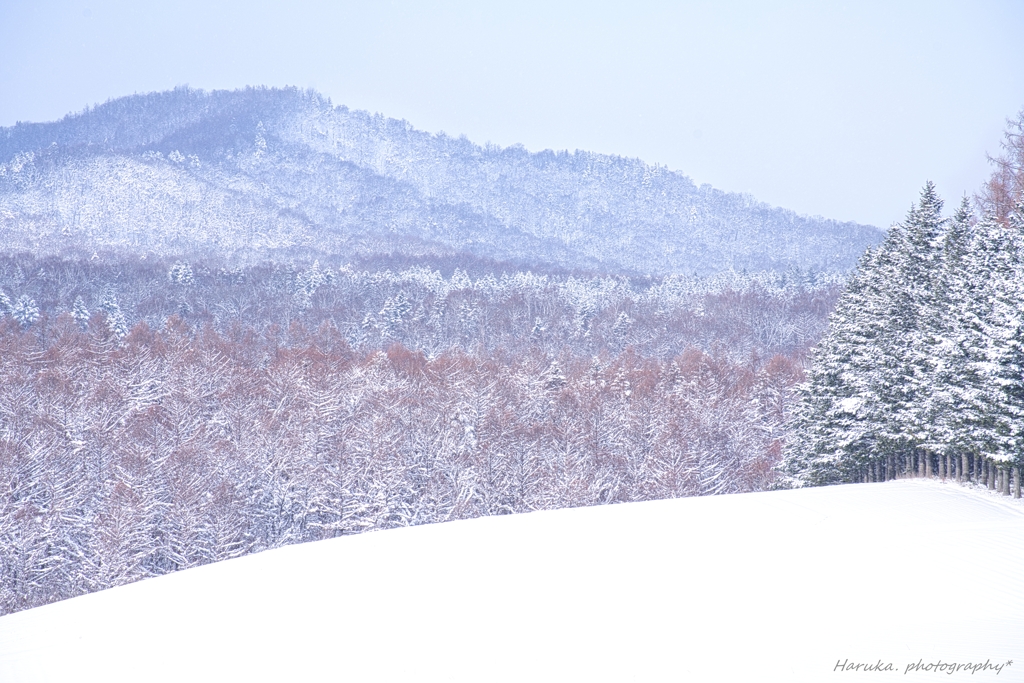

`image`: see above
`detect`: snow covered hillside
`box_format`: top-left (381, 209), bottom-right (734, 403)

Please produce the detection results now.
top-left (0, 87), bottom-right (883, 275)
top-left (0, 479), bottom-right (1020, 683)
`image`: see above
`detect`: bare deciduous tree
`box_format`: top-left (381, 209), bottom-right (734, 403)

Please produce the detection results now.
top-left (977, 109), bottom-right (1024, 225)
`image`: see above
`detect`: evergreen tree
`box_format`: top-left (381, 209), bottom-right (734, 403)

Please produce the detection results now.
top-left (1006, 199), bottom-right (1024, 478)
top-left (296, 260), bottom-right (331, 302)
top-left (11, 295), bottom-right (40, 329)
top-left (99, 291), bottom-right (129, 339)
top-left (785, 249), bottom-right (884, 484)
top-left (378, 292), bottom-right (411, 336)
top-left (993, 323), bottom-right (1024, 468)
top-left (168, 262), bottom-right (195, 286)
top-left (611, 311), bottom-right (632, 344)
top-left (542, 360), bottom-right (566, 390)
top-left (957, 217), bottom-right (1019, 460)
top-left (898, 183), bottom-right (948, 459)
top-left (926, 198), bottom-right (977, 464)
top-left (971, 207), bottom-right (1024, 472)
top-left (71, 296), bottom-right (90, 330)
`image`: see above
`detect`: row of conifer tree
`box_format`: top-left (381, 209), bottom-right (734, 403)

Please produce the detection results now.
top-left (783, 183), bottom-right (1024, 497)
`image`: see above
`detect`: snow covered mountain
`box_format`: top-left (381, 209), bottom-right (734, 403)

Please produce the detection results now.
top-left (0, 479), bottom-right (1020, 683)
top-left (0, 87), bottom-right (884, 274)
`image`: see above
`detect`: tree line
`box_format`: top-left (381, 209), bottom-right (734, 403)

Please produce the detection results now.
top-left (783, 182), bottom-right (1024, 497)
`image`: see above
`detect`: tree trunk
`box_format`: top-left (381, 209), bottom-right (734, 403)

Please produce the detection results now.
top-left (1015, 466), bottom-right (1022, 499)
top-left (988, 460), bottom-right (996, 490)
top-left (961, 452), bottom-right (968, 483)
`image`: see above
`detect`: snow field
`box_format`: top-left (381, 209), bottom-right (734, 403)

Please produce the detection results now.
top-left (0, 478), bottom-right (1021, 682)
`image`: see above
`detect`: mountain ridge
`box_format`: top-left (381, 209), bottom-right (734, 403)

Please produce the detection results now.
top-left (0, 86), bottom-right (884, 274)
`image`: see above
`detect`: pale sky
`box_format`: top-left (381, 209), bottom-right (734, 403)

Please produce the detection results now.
top-left (2, 0), bottom-right (1023, 228)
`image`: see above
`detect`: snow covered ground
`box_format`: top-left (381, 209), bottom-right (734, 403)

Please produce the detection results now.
top-left (0, 479), bottom-right (1021, 682)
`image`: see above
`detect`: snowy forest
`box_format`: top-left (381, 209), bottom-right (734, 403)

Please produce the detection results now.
top-left (0, 252), bottom-right (837, 613)
top-left (783, 112), bottom-right (1024, 496)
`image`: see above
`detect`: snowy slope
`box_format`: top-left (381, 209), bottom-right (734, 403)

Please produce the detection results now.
top-left (0, 479), bottom-right (1021, 683)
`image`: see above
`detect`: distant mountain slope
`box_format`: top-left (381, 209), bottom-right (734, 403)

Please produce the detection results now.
top-left (0, 87), bottom-right (884, 274)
